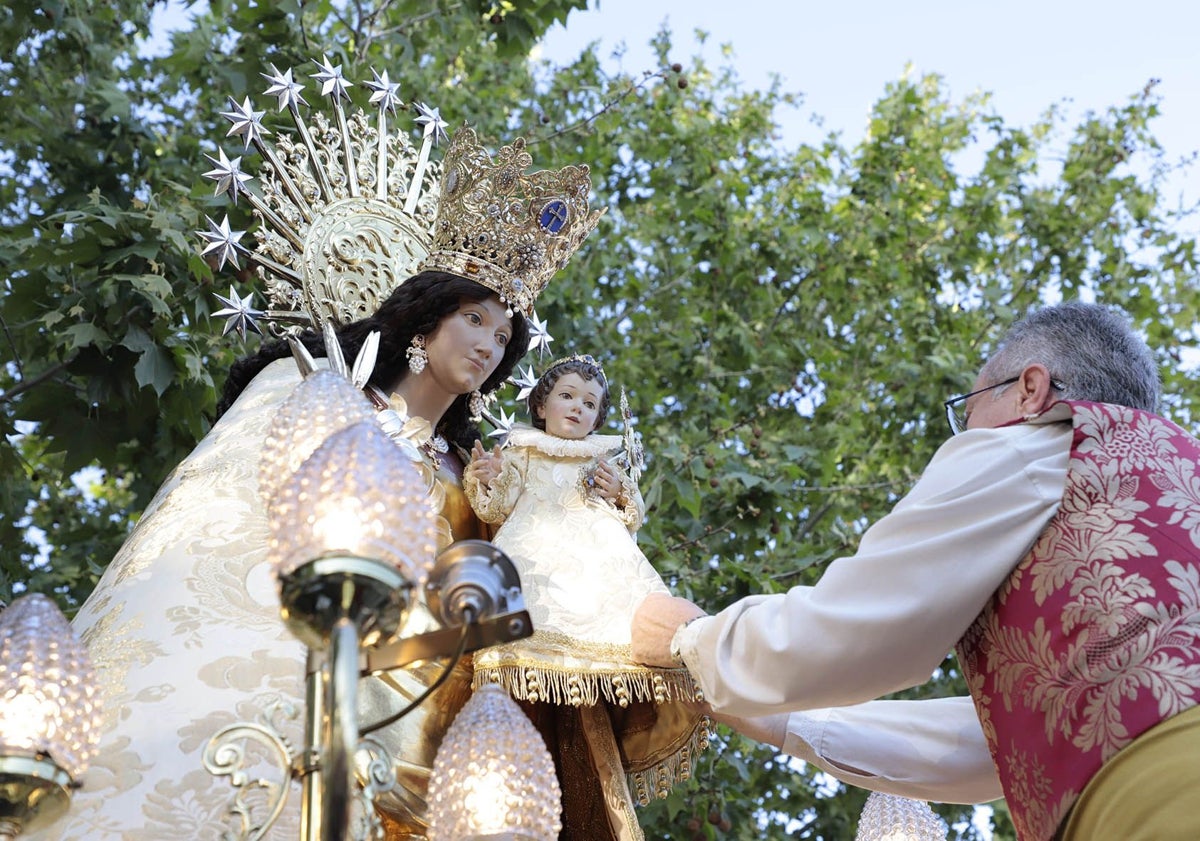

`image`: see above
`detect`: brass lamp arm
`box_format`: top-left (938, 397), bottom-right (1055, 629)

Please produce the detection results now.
top-left (359, 624), bottom-right (470, 737)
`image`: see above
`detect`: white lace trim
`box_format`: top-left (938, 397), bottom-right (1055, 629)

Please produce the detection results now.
top-left (505, 424), bottom-right (623, 458)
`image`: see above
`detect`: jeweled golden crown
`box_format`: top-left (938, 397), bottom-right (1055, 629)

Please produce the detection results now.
top-left (419, 127), bottom-right (605, 317)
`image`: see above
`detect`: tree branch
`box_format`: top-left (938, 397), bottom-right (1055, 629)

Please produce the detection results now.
top-left (0, 363), bottom-right (69, 406)
top-left (526, 68), bottom-right (669, 147)
top-left (0, 313), bottom-right (23, 379)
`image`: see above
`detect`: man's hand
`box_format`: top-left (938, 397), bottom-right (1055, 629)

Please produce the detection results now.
top-left (631, 592), bottom-right (707, 668)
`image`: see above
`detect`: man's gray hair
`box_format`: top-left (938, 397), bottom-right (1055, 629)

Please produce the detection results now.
top-left (986, 301), bottom-right (1161, 413)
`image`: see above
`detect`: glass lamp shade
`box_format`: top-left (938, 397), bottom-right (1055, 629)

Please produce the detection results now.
top-left (266, 420), bottom-right (439, 586)
top-left (427, 684), bottom-right (562, 841)
top-left (855, 792), bottom-right (948, 841)
top-left (258, 368), bottom-right (378, 507)
top-left (0, 594), bottom-right (102, 780)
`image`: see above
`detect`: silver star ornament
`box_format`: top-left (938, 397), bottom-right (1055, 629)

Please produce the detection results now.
top-left (486, 405), bottom-right (516, 444)
top-left (261, 64), bottom-right (308, 112)
top-left (527, 311), bottom-right (555, 358)
top-left (510, 364), bottom-right (538, 401)
top-left (364, 69), bottom-right (402, 114)
top-left (220, 96), bottom-right (271, 150)
top-left (413, 102), bottom-right (449, 144)
top-left (197, 214), bottom-right (247, 270)
top-left (202, 148), bottom-right (253, 203)
top-left (311, 55), bottom-right (353, 101)
top-left (212, 285), bottom-right (264, 339)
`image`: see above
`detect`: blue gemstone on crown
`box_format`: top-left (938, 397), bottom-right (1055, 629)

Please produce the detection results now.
top-left (538, 200), bottom-right (569, 234)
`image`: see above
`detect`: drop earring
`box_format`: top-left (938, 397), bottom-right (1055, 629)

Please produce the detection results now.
top-left (469, 390), bottom-right (485, 423)
top-left (406, 335), bottom-right (428, 375)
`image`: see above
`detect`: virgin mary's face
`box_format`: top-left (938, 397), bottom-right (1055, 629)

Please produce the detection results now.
top-left (422, 296), bottom-right (513, 396)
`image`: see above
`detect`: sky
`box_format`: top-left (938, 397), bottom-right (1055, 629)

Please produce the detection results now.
top-left (147, 0), bottom-right (1199, 217)
top-left (536, 0), bottom-right (1200, 222)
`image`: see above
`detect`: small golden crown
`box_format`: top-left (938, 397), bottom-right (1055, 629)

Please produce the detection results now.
top-left (420, 127), bottom-right (605, 317)
top-left (542, 354), bottom-right (606, 380)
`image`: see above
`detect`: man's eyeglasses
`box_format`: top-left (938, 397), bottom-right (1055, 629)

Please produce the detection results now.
top-left (944, 376), bottom-right (1066, 435)
top-left (943, 377), bottom-right (1020, 435)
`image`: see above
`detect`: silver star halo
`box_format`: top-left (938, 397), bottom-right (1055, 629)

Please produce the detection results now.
top-left (219, 96), bottom-right (271, 150)
top-left (510, 364), bottom-right (538, 401)
top-left (202, 148), bottom-right (253, 204)
top-left (527, 311), bottom-right (555, 359)
top-left (414, 102), bottom-right (449, 144)
top-left (197, 214), bottom-right (247, 270)
top-left (311, 55), bottom-right (353, 101)
top-left (486, 405), bottom-right (516, 444)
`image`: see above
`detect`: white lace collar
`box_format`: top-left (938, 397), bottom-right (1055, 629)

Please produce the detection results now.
top-left (505, 424), bottom-right (623, 458)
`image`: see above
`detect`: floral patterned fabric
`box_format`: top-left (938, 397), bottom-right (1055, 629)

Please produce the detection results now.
top-left (957, 402), bottom-right (1200, 841)
top-left (34, 360), bottom-right (308, 840)
top-left (33, 359), bottom-right (480, 840)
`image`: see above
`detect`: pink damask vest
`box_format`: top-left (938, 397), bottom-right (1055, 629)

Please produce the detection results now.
top-left (956, 401), bottom-right (1200, 841)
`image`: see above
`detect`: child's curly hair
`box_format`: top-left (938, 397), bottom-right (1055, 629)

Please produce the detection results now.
top-left (527, 355), bottom-right (611, 432)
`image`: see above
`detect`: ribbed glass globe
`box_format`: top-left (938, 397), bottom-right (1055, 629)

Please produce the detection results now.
top-left (0, 594), bottom-right (102, 780)
top-left (427, 684), bottom-right (562, 841)
top-left (855, 792), bottom-right (947, 841)
top-left (267, 420), bottom-right (439, 586)
top-left (259, 369), bottom-right (377, 507)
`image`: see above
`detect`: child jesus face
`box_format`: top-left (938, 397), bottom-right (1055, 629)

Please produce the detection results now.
top-left (536, 372), bottom-right (604, 440)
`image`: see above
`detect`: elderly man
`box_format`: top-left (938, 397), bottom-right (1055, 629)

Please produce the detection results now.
top-left (632, 302), bottom-right (1200, 841)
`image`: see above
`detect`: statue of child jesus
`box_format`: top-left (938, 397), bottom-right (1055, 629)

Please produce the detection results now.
top-left (464, 354), bottom-right (707, 840)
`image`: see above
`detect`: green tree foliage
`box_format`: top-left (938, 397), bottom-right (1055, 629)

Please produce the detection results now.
top-left (2, 1), bottom-right (1197, 838)
top-left (523, 42), bottom-right (1197, 839)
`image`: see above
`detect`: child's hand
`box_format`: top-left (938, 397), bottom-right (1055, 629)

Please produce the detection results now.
top-left (468, 440), bottom-right (503, 487)
top-left (592, 459), bottom-right (624, 506)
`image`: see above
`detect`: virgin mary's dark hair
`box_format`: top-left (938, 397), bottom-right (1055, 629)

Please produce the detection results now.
top-left (216, 271), bottom-right (530, 450)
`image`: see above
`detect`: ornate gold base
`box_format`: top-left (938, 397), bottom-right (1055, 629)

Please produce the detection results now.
top-left (0, 754), bottom-right (73, 838)
top-left (278, 555), bottom-right (413, 650)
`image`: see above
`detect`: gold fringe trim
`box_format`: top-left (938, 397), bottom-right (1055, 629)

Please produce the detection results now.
top-left (480, 627), bottom-right (676, 665)
top-left (626, 718), bottom-right (712, 807)
top-left (472, 661), bottom-right (713, 805)
top-left (472, 660), bottom-right (704, 708)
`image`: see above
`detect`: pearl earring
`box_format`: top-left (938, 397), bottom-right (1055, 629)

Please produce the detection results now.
top-left (406, 335), bottom-right (428, 375)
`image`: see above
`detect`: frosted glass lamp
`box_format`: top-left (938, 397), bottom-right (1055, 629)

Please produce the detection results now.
top-left (258, 368), bottom-right (378, 507)
top-left (267, 420), bottom-right (439, 648)
top-left (427, 684), bottom-right (562, 841)
top-left (0, 594), bottom-right (102, 839)
top-left (855, 792), bottom-right (948, 841)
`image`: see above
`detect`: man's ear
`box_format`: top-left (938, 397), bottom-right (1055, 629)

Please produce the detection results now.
top-left (1016, 364), bottom-right (1058, 416)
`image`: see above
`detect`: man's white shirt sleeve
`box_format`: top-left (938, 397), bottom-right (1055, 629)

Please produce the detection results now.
top-left (676, 418), bottom-right (1073, 800)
